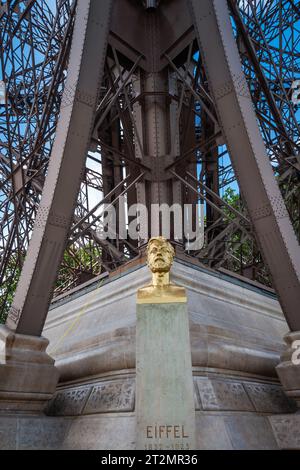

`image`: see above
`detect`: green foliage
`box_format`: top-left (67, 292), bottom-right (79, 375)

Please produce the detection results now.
top-left (223, 187), bottom-right (241, 215)
top-left (0, 257), bottom-right (21, 324)
top-left (0, 245), bottom-right (101, 325)
top-left (221, 187), bottom-right (270, 284)
top-left (223, 187), bottom-right (251, 261)
top-left (54, 245), bottom-right (102, 292)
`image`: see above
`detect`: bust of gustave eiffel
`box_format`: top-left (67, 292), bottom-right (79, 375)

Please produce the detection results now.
top-left (137, 237), bottom-right (186, 304)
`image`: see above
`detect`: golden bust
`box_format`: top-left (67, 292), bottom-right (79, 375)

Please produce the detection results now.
top-left (137, 237), bottom-right (187, 304)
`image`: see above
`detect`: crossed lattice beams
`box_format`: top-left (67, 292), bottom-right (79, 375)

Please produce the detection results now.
top-left (0, 0), bottom-right (300, 322)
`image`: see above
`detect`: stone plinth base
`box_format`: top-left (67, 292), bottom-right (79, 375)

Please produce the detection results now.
top-left (0, 411), bottom-right (281, 450)
top-left (44, 260), bottom-right (289, 384)
top-left (0, 258), bottom-right (292, 449)
top-left (0, 326), bottom-right (59, 413)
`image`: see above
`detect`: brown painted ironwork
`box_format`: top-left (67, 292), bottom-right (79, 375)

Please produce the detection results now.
top-left (0, 0), bottom-right (299, 333)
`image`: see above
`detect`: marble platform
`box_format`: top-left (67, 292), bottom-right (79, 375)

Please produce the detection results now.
top-left (0, 258), bottom-right (297, 449)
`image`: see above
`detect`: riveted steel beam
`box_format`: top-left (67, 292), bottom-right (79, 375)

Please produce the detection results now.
top-left (188, 0), bottom-right (300, 330)
top-left (6, 0), bottom-right (113, 336)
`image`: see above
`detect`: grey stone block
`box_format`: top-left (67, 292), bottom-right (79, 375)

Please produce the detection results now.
top-left (244, 382), bottom-right (295, 413)
top-left (196, 414), bottom-right (233, 450)
top-left (0, 417), bottom-right (17, 450)
top-left (269, 415), bottom-right (300, 450)
top-left (224, 415), bottom-right (279, 450)
top-left (136, 301), bottom-right (196, 450)
top-left (63, 415), bottom-right (136, 450)
top-left (194, 380), bottom-right (202, 410)
top-left (18, 417), bottom-right (72, 450)
top-left (46, 385), bottom-right (92, 416)
top-left (196, 377), bottom-right (253, 411)
top-left (84, 379), bottom-right (135, 414)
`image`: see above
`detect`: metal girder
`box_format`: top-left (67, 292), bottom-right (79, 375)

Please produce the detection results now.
top-left (228, 0), bottom-right (291, 141)
top-left (188, 0), bottom-right (300, 330)
top-left (289, 0), bottom-right (300, 18)
top-left (109, 0), bottom-right (195, 72)
top-left (1, 0), bottom-right (299, 324)
top-left (6, 0), bottom-right (113, 336)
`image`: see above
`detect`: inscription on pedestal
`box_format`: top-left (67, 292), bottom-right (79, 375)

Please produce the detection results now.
top-left (143, 424), bottom-right (191, 451)
top-left (136, 302), bottom-right (196, 450)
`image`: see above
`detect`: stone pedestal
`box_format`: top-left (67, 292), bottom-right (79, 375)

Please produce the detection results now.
top-left (0, 326), bottom-right (59, 413)
top-left (0, 260), bottom-right (294, 449)
top-left (136, 301), bottom-right (196, 451)
top-left (28, 258), bottom-right (290, 450)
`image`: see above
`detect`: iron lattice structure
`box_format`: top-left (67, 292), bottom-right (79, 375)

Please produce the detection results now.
top-left (0, 0), bottom-right (300, 323)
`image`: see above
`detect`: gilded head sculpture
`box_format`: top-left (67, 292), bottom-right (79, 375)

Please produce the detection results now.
top-left (147, 237), bottom-right (175, 274)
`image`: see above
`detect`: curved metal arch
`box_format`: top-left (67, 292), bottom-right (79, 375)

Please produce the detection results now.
top-left (188, 0), bottom-right (300, 331)
top-left (6, 0), bottom-right (113, 336)
top-left (3, 0), bottom-right (300, 337)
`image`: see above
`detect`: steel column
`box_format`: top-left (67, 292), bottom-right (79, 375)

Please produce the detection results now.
top-left (6, 0), bottom-right (113, 336)
top-left (188, 0), bottom-right (300, 330)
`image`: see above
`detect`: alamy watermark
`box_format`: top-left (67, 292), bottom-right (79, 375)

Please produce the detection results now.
top-left (291, 80), bottom-right (300, 105)
top-left (0, 80), bottom-right (5, 105)
top-left (292, 340), bottom-right (300, 366)
top-left (95, 197), bottom-right (205, 251)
